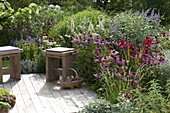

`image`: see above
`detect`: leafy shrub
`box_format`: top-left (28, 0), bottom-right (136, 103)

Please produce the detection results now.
top-left (72, 34), bottom-right (100, 89)
top-left (81, 80), bottom-right (169, 113)
top-left (0, 3), bottom-right (64, 46)
top-left (105, 9), bottom-right (165, 42)
top-left (13, 36), bottom-right (45, 73)
top-left (49, 8), bottom-right (109, 47)
top-left (79, 99), bottom-right (113, 113)
top-left (0, 1), bottom-right (14, 46)
top-left (21, 59), bottom-right (35, 74)
top-left (92, 0), bottom-right (170, 27)
top-left (0, 1), bottom-right (14, 30)
top-left (8, 0), bottom-right (47, 11)
top-left (73, 32), bottom-right (166, 103)
top-left (154, 50), bottom-right (170, 86)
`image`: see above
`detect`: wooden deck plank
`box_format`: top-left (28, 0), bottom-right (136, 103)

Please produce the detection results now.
top-left (33, 74), bottom-right (63, 113)
top-left (39, 74), bottom-right (73, 113)
top-left (18, 75), bottom-right (37, 113)
top-left (9, 77), bottom-right (27, 113)
top-left (22, 74), bottom-right (47, 113)
top-left (0, 74), bottom-right (97, 113)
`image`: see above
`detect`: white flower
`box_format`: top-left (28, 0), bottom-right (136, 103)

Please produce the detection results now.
top-left (55, 5), bottom-right (60, 10)
top-left (43, 40), bottom-right (49, 43)
top-left (88, 22), bottom-right (94, 32)
top-left (98, 19), bottom-right (104, 30)
top-left (49, 4), bottom-right (55, 9)
top-left (70, 19), bottom-right (75, 30)
top-left (42, 36), bottom-right (47, 40)
top-left (47, 42), bottom-right (53, 46)
top-left (53, 42), bottom-right (56, 45)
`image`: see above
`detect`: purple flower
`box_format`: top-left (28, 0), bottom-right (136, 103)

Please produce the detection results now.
top-left (130, 86), bottom-right (136, 89)
top-left (152, 50), bottom-right (160, 55)
top-left (88, 35), bottom-right (94, 40)
top-left (128, 73), bottom-right (139, 77)
top-left (129, 79), bottom-right (138, 84)
top-left (81, 33), bottom-right (88, 37)
top-left (101, 62), bottom-right (110, 70)
top-left (158, 56), bottom-right (166, 64)
top-left (94, 73), bottom-right (103, 78)
top-left (115, 73), bottom-right (124, 77)
top-left (72, 50), bottom-right (79, 55)
top-left (72, 37), bottom-right (80, 43)
top-left (123, 92), bottom-right (131, 99)
top-left (110, 50), bottom-right (119, 55)
top-left (94, 56), bottom-right (101, 62)
top-left (82, 39), bottom-right (88, 43)
top-left (119, 66), bottom-right (128, 70)
top-left (78, 44), bottom-right (83, 47)
top-left (95, 38), bottom-right (107, 45)
top-left (26, 36), bottom-right (35, 43)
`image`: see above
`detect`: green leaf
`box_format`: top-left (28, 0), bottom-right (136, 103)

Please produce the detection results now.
top-left (4, 2), bottom-right (11, 9)
top-left (0, 3), bottom-right (5, 11)
top-left (0, 25), bottom-right (3, 30)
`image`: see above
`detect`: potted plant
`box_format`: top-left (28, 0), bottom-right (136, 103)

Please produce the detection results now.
top-left (0, 102), bottom-right (11, 113)
top-left (0, 88), bottom-right (16, 108)
top-left (58, 68), bottom-right (83, 88)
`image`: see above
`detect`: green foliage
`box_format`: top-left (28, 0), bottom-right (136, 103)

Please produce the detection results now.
top-left (105, 9), bottom-right (165, 42)
top-left (81, 80), bottom-right (170, 113)
top-left (72, 34), bottom-right (100, 88)
top-left (38, 4), bottom-right (64, 35)
top-left (0, 3), bottom-right (64, 46)
top-left (0, 88), bottom-right (12, 110)
top-left (111, 80), bottom-right (170, 113)
top-left (2, 59), bottom-right (9, 67)
top-left (0, 102), bottom-right (11, 111)
top-left (8, 0), bottom-right (48, 11)
top-left (93, 0), bottom-right (170, 26)
top-left (79, 99), bottom-right (114, 113)
top-left (0, 1), bottom-right (14, 30)
top-left (15, 37), bottom-right (45, 73)
top-left (0, 88), bottom-right (10, 98)
top-left (49, 8), bottom-right (109, 47)
top-left (21, 59), bottom-right (35, 74)
top-left (154, 50), bottom-right (170, 87)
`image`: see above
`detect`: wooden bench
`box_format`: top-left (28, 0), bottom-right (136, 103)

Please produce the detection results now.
top-left (0, 46), bottom-right (21, 83)
top-left (44, 47), bottom-right (76, 82)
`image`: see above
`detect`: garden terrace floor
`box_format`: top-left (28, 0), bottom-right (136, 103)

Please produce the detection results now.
top-left (0, 74), bottom-right (97, 113)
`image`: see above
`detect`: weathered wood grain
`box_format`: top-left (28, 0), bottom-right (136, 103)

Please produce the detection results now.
top-left (0, 74), bottom-right (96, 113)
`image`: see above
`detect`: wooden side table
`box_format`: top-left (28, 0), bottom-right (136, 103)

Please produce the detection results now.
top-left (44, 47), bottom-right (75, 82)
top-left (0, 46), bottom-right (21, 83)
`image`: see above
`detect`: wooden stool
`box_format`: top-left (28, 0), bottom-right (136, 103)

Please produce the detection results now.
top-left (44, 47), bottom-right (75, 82)
top-left (0, 46), bottom-right (21, 83)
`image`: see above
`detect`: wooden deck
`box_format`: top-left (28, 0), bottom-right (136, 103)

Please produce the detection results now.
top-left (0, 74), bottom-right (97, 113)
